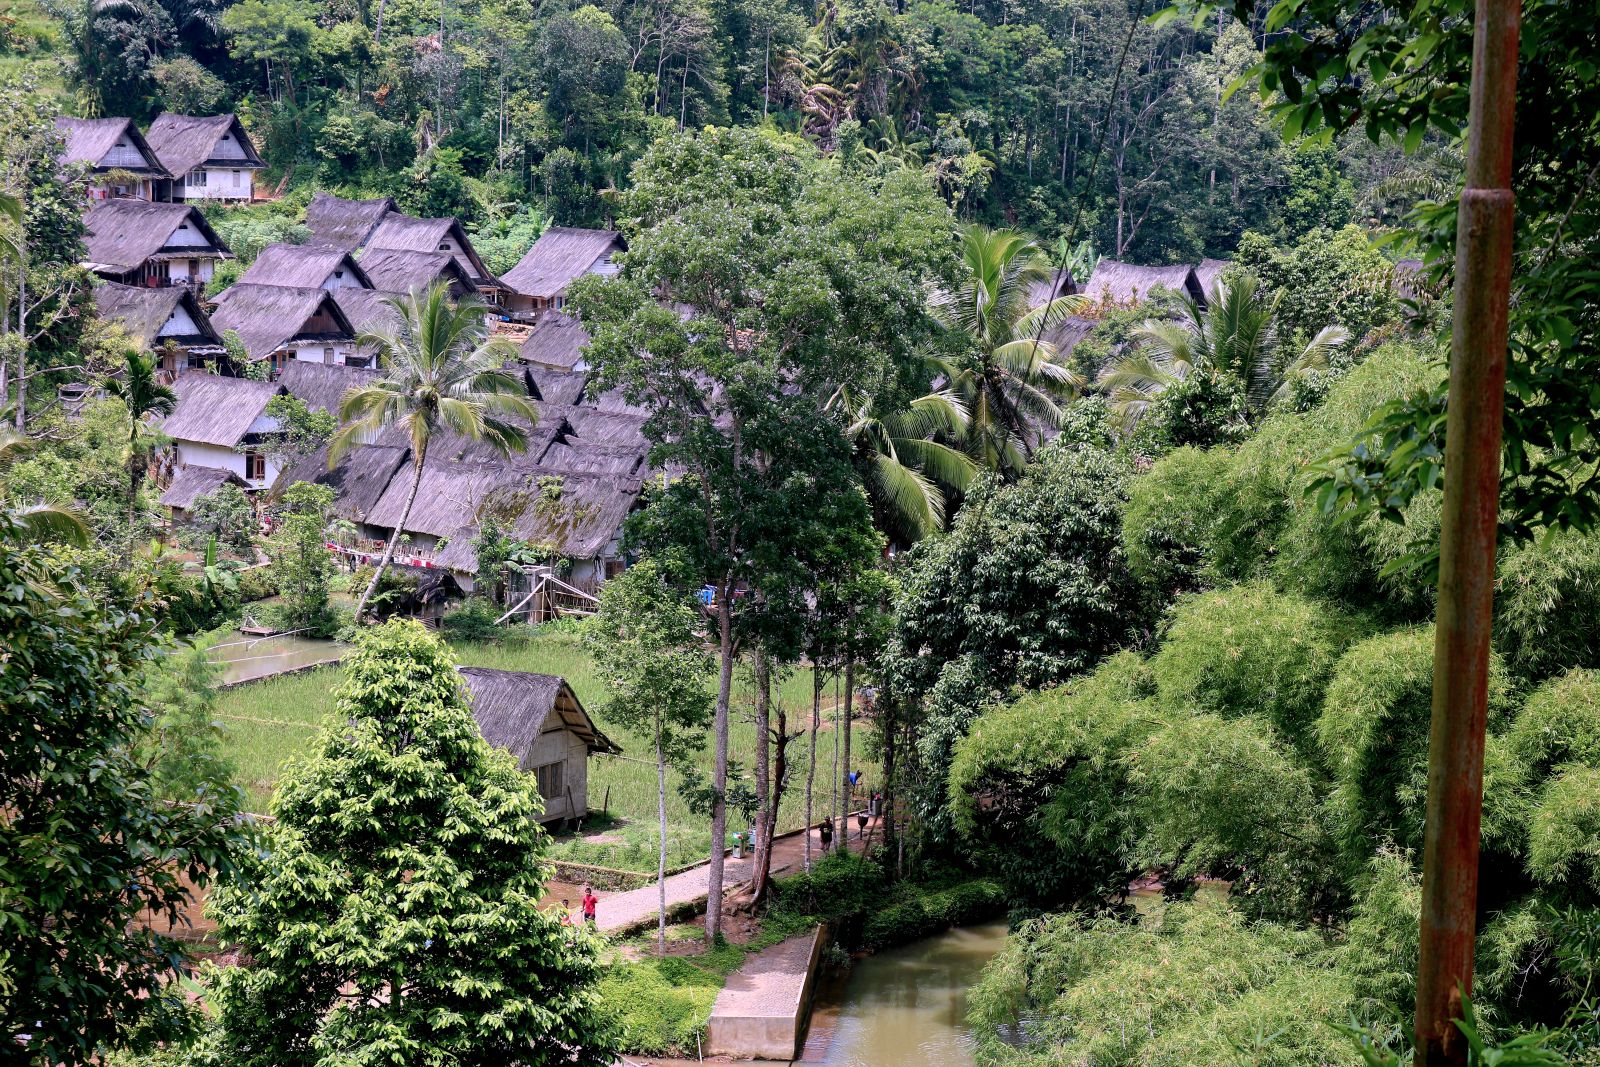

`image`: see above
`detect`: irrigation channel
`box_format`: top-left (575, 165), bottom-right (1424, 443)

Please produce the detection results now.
top-left (210, 633), bottom-right (347, 685)
top-left (799, 922), bottom-right (1008, 1067)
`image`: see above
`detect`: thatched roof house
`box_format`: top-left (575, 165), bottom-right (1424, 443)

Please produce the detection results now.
top-left (160, 373), bottom-right (287, 490)
top-left (364, 213), bottom-right (500, 297)
top-left (518, 311), bottom-right (590, 371)
top-left (356, 247), bottom-right (477, 299)
top-left (332, 288), bottom-right (405, 337)
top-left (524, 366), bottom-right (590, 406)
top-left (83, 200), bottom-right (231, 287)
top-left (237, 243), bottom-right (372, 291)
top-left (159, 464), bottom-right (247, 513)
top-left (276, 360), bottom-right (377, 415)
top-left (55, 117), bottom-right (168, 199)
top-left (303, 193), bottom-right (397, 251)
top-left (144, 114), bottom-right (262, 202)
top-left (95, 282), bottom-right (225, 373)
top-left (209, 284), bottom-right (361, 371)
top-left (458, 667), bottom-right (619, 823)
top-left (1193, 257), bottom-right (1230, 297)
top-left (501, 227), bottom-right (623, 316)
top-left (1080, 259), bottom-right (1205, 308)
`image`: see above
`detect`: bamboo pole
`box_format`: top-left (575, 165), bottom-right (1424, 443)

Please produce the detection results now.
top-left (1414, 2), bottom-right (1520, 1063)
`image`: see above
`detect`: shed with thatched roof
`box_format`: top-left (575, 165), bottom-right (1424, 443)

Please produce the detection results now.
top-left (209, 283), bottom-right (360, 372)
top-left (159, 373), bottom-right (286, 490)
top-left (518, 311), bottom-right (590, 371)
top-left (303, 193), bottom-right (398, 251)
top-left (95, 282), bottom-right (226, 374)
top-left (144, 114), bottom-right (263, 203)
top-left (364, 214), bottom-right (501, 300)
top-left (500, 227), bottom-right (623, 318)
top-left (83, 200), bottom-right (231, 288)
top-left (159, 464), bottom-right (248, 515)
top-left (458, 667), bottom-right (619, 823)
top-left (237, 243), bottom-right (372, 292)
top-left (55, 117), bottom-right (169, 200)
top-left (1079, 259), bottom-right (1205, 308)
top-left (356, 247), bottom-right (477, 299)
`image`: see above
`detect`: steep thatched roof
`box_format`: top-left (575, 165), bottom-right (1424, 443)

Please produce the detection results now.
top-left (161, 373), bottom-right (283, 447)
top-left (94, 282), bottom-right (222, 349)
top-left (524, 366), bottom-right (590, 406)
top-left (282, 440), bottom-right (409, 523)
top-left (365, 214), bottom-right (496, 285)
top-left (144, 114), bottom-right (263, 176)
top-left (276, 360), bottom-right (377, 415)
top-left (458, 667), bottom-right (620, 761)
top-left (210, 284), bottom-right (357, 360)
top-left (1193, 257), bottom-right (1230, 297)
top-left (518, 312), bottom-right (589, 370)
top-left (1042, 314), bottom-right (1098, 357)
top-left (83, 200), bottom-right (230, 274)
top-left (356, 247), bottom-right (477, 296)
top-left (1080, 260), bottom-right (1203, 307)
top-left (537, 440), bottom-right (648, 478)
top-left (238, 243), bottom-right (371, 290)
top-left (501, 227), bottom-right (623, 300)
top-left (54, 117), bottom-right (167, 175)
top-left (333, 288), bottom-right (406, 336)
top-left (1024, 266), bottom-right (1077, 308)
top-left (160, 464), bottom-right (247, 510)
top-left (543, 404), bottom-right (649, 449)
top-left (303, 193), bottom-right (396, 251)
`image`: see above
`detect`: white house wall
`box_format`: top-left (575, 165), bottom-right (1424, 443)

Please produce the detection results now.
top-left (173, 441), bottom-right (284, 490)
top-left (159, 305), bottom-right (201, 338)
top-left (288, 341), bottom-right (357, 365)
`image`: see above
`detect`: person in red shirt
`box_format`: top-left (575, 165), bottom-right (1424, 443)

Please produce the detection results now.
top-left (582, 885), bottom-right (598, 926)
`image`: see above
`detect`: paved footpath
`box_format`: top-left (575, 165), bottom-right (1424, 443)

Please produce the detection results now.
top-left (595, 815), bottom-right (874, 935)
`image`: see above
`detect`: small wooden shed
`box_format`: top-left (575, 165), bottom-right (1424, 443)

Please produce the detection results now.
top-left (458, 667), bottom-right (620, 824)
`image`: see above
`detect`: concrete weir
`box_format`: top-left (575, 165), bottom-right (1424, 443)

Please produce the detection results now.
top-left (705, 926), bottom-right (829, 1060)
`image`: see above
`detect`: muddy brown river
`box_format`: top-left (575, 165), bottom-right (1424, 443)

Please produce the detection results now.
top-left (800, 922), bottom-right (1009, 1067)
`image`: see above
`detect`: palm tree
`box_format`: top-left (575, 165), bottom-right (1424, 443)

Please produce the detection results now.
top-left (105, 347), bottom-right (177, 550)
top-left (1098, 272), bottom-right (1349, 432)
top-left (935, 225), bottom-right (1087, 474)
top-left (829, 383), bottom-right (978, 541)
top-left (331, 283), bottom-right (536, 624)
top-left (0, 427), bottom-right (89, 545)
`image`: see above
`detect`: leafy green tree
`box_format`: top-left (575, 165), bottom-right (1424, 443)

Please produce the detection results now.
top-left (104, 347), bottom-right (177, 553)
top-left (1231, 227), bottom-right (1403, 358)
top-left (934, 225), bottom-right (1084, 473)
top-left (201, 621), bottom-right (617, 1066)
top-left (329, 283), bottom-right (534, 624)
top-left (267, 481), bottom-right (337, 636)
top-left (0, 425), bottom-right (89, 544)
top-left (584, 558), bottom-right (713, 954)
top-left (573, 126), bottom-right (951, 938)
top-left (1098, 272), bottom-right (1349, 431)
top-left (0, 539), bottom-right (248, 1064)
top-left (183, 482), bottom-right (256, 556)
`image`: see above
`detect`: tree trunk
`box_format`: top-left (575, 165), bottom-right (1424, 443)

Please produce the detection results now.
top-left (882, 690), bottom-right (896, 873)
top-left (830, 668), bottom-right (840, 851)
top-left (751, 652), bottom-right (773, 904)
top-left (373, 0), bottom-right (386, 44)
top-left (705, 584), bottom-right (733, 942)
top-left (356, 439), bottom-right (427, 623)
top-left (838, 651), bottom-right (854, 847)
top-left (656, 720), bottom-right (669, 956)
top-left (804, 667), bottom-right (820, 870)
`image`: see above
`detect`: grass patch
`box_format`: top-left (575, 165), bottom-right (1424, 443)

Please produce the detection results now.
top-left (216, 626), bottom-right (877, 850)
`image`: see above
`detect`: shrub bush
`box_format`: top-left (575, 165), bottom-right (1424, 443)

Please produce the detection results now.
top-left (1317, 626), bottom-right (1520, 859)
top-left (1121, 446), bottom-right (1230, 600)
top-left (772, 850), bottom-right (884, 921)
top-left (1496, 530), bottom-right (1600, 681)
top-left (235, 564), bottom-right (278, 603)
top-left (1509, 668), bottom-right (1600, 778)
top-left (1527, 767), bottom-right (1600, 894)
top-left (1149, 581), bottom-right (1358, 753)
top-left (596, 959), bottom-right (719, 1056)
top-left (858, 879), bottom-right (1005, 951)
top-left (441, 597), bottom-right (506, 643)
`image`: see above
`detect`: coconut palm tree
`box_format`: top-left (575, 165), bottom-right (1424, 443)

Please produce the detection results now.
top-left (1098, 272), bottom-right (1349, 432)
top-left (331, 283), bottom-right (536, 624)
top-left (829, 383), bottom-right (978, 541)
top-left (105, 347), bottom-right (177, 550)
top-left (0, 426), bottom-right (89, 545)
top-left (935, 225), bottom-right (1087, 474)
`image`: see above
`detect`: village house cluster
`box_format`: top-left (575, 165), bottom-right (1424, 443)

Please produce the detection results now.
top-left (62, 113), bottom-right (639, 602)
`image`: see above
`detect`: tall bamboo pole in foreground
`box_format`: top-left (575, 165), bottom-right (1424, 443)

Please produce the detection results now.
top-left (1414, 2), bottom-right (1520, 1063)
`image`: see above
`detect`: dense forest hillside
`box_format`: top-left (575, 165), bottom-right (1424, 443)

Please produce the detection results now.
top-left (5, 0), bottom-right (1434, 260)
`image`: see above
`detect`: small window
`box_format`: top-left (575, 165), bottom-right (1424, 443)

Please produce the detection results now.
top-left (334, 270), bottom-right (344, 279)
top-left (535, 761), bottom-right (565, 800)
top-left (232, 170), bottom-right (241, 185)
top-left (245, 450), bottom-right (266, 481)
top-left (178, 222), bottom-right (190, 230)
top-left (187, 352), bottom-right (208, 369)
top-left (322, 347), bottom-right (334, 362)
top-left (438, 243), bottom-right (449, 251)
